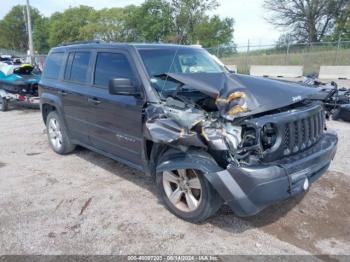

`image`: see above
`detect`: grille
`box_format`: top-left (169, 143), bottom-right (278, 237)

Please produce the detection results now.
top-left (283, 109), bottom-right (324, 156)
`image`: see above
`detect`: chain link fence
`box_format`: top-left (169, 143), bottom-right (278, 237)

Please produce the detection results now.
top-left (0, 48), bottom-right (46, 70)
top-left (206, 40), bottom-right (350, 75)
top-left (2, 40), bottom-right (350, 76)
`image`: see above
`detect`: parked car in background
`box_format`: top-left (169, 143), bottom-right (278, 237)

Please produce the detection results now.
top-left (39, 41), bottom-right (338, 222)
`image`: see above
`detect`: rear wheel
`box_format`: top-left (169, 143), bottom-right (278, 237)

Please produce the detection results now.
top-left (0, 97), bottom-right (8, 112)
top-left (46, 111), bottom-right (75, 154)
top-left (157, 168), bottom-right (222, 223)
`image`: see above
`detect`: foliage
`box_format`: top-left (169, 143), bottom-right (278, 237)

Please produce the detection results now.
top-left (264, 0), bottom-right (348, 43)
top-left (132, 0), bottom-right (174, 42)
top-left (48, 5), bottom-right (97, 47)
top-left (193, 15), bottom-right (234, 47)
top-left (332, 2), bottom-right (350, 41)
top-left (0, 0), bottom-right (235, 52)
top-left (78, 6), bottom-right (138, 42)
top-left (0, 5), bottom-right (49, 53)
top-left (170, 0), bottom-right (219, 43)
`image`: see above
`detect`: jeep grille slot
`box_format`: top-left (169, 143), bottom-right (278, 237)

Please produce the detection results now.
top-left (283, 109), bottom-right (324, 156)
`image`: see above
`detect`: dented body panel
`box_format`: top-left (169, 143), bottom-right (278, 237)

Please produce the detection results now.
top-left (164, 72), bottom-right (318, 118)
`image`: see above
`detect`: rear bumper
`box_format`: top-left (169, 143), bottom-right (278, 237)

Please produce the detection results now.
top-left (211, 132), bottom-right (337, 217)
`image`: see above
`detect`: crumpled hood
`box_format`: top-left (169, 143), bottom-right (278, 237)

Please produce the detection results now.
top-left (165, 72), bottom-right (318, 117)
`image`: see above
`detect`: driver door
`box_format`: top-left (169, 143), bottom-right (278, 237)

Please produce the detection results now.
top-left (86, 50), bottom-right (144, 168)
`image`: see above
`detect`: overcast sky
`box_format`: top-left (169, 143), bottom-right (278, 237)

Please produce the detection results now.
top-left (0, 0), bottom-right (282, 47)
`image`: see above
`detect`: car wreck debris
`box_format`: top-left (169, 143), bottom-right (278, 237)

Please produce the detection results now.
top-left (302, 73), bottom-right (350, 122)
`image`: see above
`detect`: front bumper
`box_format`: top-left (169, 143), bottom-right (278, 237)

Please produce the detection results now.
top-left (211, 132), bottom-right (337, 217)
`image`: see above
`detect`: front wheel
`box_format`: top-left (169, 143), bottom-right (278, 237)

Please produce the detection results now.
top-left (0, 96), bottom-right (8, 112)
top-left (157, 168), bottom-right (222, 223)
top-left (46, 111), bottom-right (76, 154)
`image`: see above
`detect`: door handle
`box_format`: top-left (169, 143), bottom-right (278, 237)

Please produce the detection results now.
top-left (87, 97), bottom-right (101, 105)
top-left (58, 90), bottom-right (67, 96)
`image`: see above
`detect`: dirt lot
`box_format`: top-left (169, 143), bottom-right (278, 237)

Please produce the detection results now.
top-left (0, 106), bottom-right (350, 257)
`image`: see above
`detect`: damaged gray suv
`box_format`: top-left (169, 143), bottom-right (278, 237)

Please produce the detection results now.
top-left (40, 41), bottom-right (338, 222)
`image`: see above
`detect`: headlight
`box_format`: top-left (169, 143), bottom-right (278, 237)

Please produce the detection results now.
top-left (260, 123), bottom-right (277, 150)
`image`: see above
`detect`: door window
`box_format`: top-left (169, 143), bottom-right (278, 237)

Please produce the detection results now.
top-left (94, 52), bottom-right (135, 88)
top-left (65, 51), bottom-right (91, 83)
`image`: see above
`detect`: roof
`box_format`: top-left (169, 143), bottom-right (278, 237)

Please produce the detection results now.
top-left (50, 40), bottom-right (201, 52)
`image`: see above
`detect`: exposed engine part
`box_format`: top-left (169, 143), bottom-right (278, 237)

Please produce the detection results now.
top-left (164, 97), bottom-right (205, 130)
top-left (201, 126), bottom-right (228, 151)
top-left (223, 123), bottom-right (242, 152)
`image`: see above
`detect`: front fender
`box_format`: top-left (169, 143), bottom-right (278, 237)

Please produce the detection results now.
top-left (156, 149), bottom-right (260, 216)
top-left (156, 149), bottom-right (222, 174)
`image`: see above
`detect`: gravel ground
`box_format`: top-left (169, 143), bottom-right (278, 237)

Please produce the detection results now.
top-left (0, 106), bottom-right (349, 257)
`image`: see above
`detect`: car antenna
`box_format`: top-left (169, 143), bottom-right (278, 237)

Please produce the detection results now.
top-left (159, 18), bottom-right (192, 96)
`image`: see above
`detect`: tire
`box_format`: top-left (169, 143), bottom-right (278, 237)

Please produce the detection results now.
top-left (0, 96), bottom-right (8, 112)
top-left (156, 168), bottom-right (222, 223)
top-left (46, 111), bottom-right (76, 154)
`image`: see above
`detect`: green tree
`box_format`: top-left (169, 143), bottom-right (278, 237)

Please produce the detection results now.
top-left (132, 0), bottom-right (174, 42)
top-left (48, 5), bottom-right (97, 47)
top-left (264, 0), bottom-right (348, 43)
top-left (80, 7), bottom-right (131, 42)
top-left (33, 17), bottom-right (50, 53)
top-left (193, 15), bottom-right (234, 47)
top-left (171, 0), bottom-right (219, 43)
top-left (1, 1), bottom-right (236, 52)
top-left (0, 5), bottom-right (49, 53)
top-left (332, 3), bottom-right (350, 41)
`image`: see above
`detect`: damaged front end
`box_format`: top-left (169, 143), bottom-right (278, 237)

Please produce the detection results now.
top-left (144, 73), bottom-right (321, 167)
top-left (145, 72), bottom-right (338, 216)
top-left (144, 93), bottom-right (249, 168)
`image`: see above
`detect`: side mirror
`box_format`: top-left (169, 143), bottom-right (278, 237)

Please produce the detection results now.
top-left (108, 78), bottom-right (140, 96)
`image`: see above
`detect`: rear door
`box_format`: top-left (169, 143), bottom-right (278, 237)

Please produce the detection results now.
top-left (60, 50), bottom-right (93, 145)
top-left (86, 49), bottom-right (145, 167)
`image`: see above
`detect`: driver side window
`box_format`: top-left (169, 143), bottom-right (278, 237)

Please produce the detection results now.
top-left (94, 52), bottom-right (135, 88)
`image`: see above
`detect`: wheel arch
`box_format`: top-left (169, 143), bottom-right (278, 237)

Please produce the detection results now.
top-left (155, 148), bottom-right (223, 181)
top-left (40, 93), bottom-right (64, 125)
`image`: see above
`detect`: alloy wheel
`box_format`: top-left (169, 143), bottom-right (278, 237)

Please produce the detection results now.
top-left (48, 117), bottom-right (63, 151)
top-left (162, 169), bottom-right (202, 212)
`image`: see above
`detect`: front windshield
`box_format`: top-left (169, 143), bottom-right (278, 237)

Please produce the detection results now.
top-left (138, 47), bottom-right (226, 96)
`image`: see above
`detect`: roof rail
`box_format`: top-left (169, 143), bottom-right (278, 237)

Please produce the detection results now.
top-left (58, 40), bottom-right (104, 47)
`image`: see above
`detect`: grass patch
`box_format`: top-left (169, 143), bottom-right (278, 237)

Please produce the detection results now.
top-left (221, 48), bottom-right (350, 75)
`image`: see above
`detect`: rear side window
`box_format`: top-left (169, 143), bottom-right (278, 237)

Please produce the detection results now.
top-left (65, 51), bottom-right (91, 83)
top-left (94, 52), bottom-right (135, 88)
top-left (44, 52), bottom-right (64, 79)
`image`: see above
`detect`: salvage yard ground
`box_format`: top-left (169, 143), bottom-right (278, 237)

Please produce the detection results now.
top-left (0, 106), bottom-right (350, 257)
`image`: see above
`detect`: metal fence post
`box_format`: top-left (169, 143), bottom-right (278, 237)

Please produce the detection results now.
top-left (286, 38), bottom-right (290, 65)
top-left (335, 37), bottom-right (341, 65)
top-left (245, 39), bottom-right (250, 74)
